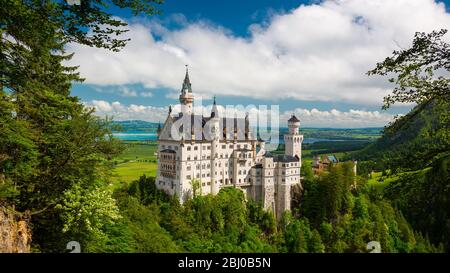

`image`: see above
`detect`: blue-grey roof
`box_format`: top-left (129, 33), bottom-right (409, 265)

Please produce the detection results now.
top-left (274, 155), bottom-right (299, 163)
top-left (160, 149), bottom-right (176, 153)
top-left (327, 155), bottom-right (338, 163)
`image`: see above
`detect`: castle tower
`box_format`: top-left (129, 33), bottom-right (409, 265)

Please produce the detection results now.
top-left (210, 100), bottom-right (220, 195)
top-left (284, 114), bottom-right (303, 160)
top-left (179, 65), bottom-right (194, 115)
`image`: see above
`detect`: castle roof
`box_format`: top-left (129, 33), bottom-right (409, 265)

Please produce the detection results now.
top-left (172, 114), bottom-right (252, 140)
top-left (160, 149), bottom-right (176, 153)
top-left (274, 154), bottom-right (299, 163)
top-left (288, 115), bottom-right (300, 123)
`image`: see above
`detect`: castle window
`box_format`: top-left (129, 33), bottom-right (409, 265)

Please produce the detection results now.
top-left (202, 183), bottom-right (205, 186)
top-left (222, 145), bottom-right (226, 149)
top-left (187, 166), bottom-right (191, 171)
top-left (194, 146), bottom-right (198, 150)
top-left (187, 175), bottom-right (191, 179)
top-left (194, 156), bottom-right (197, 160)
top-left (207, 146), bottom-right (211, 150)
top-left (229, 145), bottom-right (233, 148)
top-left (187, 146), bottom-right (191, 151)
top-left (196, 174), bottom-right (200, 178)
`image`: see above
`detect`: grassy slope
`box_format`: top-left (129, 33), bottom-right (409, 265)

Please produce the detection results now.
top-left (112, 142), bottom-right (158, 186)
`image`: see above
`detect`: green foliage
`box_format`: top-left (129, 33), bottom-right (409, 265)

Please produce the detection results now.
top-left (0, 0), bottom-right (162, 252)
top-left (110, 177), bottom-right (278, 253)
top-left (295, 162), bottom-right (440, 253)
top-left (56, 183), bottom-right (121, 252)
top-left (384, 154), bottom-right (450, 251)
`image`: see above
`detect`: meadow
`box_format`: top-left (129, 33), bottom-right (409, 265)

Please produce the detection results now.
top-left (111, 141), bottom-right (158, 187)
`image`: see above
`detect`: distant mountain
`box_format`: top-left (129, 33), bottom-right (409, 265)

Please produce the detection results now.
top-left (111, 120), bottom-right (159, 132)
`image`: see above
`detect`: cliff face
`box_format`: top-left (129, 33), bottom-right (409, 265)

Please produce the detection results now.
top-left (0, 207), bottom-right (31, 253)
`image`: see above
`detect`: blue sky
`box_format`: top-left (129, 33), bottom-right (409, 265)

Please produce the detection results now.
top-left (70, 0), bottom-right (450, 127)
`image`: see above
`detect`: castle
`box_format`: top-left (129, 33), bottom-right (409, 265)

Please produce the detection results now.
top-left (156, 68), bottom-right (303, 218)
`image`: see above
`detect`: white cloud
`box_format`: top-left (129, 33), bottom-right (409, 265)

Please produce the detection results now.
top-left (281, 108), bottom-right (397, 128)
top-left (85, 100), bottom-right (168, 122)
top-left (68, 0), bottom-right (450, 106)
top-left (84, 100), bottom-right (397, 128)
top-left (140, 91), bottom-right (153, 97)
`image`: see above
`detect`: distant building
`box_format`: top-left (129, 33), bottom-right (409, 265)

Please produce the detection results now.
top-left (312, 154), bottom-right (338, 174)
top-left (155, 68), bottom-right (303, 219)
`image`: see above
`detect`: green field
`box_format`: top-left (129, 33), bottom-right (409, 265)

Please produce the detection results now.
top-left (112, 141), bottom-right (158, 186)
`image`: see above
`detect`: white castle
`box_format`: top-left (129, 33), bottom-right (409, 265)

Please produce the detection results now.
top-left (156, 68), bottom-right (303, 218)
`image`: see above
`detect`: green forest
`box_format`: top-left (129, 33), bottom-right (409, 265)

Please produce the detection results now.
top-left (0, 1), bottom-right (448, 253)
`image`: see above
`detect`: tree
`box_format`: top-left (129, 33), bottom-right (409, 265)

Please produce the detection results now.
top-left (367, 29), bottom-right (449, 168)
top-left (0, 0), bottom-right (163, 252)
top-left (368, 29), bottom-right (450, 109)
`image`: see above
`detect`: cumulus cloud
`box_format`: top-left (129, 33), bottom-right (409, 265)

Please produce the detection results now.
top-left (84, 100), bottom-right (396, 128)
top-left (68, 0), bottom-right (450, 105)
top-left (281, 108), bottom-right (397, 128)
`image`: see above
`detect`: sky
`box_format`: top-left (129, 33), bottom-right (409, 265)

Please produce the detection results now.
top-left (69, 0), bottom-right (450, 128)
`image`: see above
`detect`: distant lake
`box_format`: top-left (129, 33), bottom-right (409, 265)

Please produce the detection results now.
top-left (113, 132), bottom-right (158, 141)
top-left (113, 132), bottom-right (352, 144)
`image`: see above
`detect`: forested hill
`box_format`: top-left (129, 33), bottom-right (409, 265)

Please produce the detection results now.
top-left (352, 99), bottom-right (448, 172)
top-left (348, 98), bottom-right (449, 251)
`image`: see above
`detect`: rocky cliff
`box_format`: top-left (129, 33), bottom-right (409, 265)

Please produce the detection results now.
top-left (0, 206), bottom-right (31, 253)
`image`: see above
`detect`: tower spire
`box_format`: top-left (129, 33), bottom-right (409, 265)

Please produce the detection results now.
top-left (181, 64), bottom-right (192, 94)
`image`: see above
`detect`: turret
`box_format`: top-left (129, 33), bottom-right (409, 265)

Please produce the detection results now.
top-left (288, 114), bottom-right (300, 134)
top-left (284, 114), bottom-right (303, 160)
top-left (210, 98), bottom-right (220, 195)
